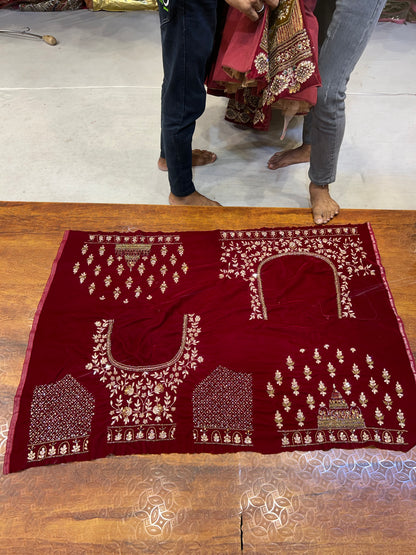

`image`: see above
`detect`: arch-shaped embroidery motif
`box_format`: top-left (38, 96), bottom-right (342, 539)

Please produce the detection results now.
top-left (257, 252), bottom-right (342, 320)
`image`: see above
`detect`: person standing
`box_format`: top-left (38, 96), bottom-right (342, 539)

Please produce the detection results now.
top-left (267, 0), bottom-right (386, 224)
top-left (158, 0), bottom-right (279, 206)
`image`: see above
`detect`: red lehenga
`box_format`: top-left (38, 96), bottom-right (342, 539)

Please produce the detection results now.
top-left (207, 0), bottom-right (321, 136)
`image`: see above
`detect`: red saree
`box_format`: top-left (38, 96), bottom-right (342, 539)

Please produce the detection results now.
top-left (4, 224), bottom-right (416, 473)
top-left (207, 0), bottom-right (321, 132)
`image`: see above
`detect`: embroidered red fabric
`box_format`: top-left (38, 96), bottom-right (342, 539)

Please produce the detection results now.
top-left (206, 0), bottom-right (321, 130)
top-left (4, 224), bottom-right (416, 474)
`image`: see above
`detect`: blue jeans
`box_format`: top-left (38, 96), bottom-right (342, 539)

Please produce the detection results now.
top-left (303, 0), bottom-right (386, 187)
top-left (158, 0), bottom-right (217, 197)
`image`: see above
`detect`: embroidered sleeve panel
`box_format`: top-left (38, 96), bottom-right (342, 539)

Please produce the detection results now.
top-left (72, 233), bottom-right (188, 304)
top-left (28, 375), bottom-right (95, 463)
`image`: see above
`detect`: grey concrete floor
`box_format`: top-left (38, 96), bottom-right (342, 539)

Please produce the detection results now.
top-left (0, 9), bottom-right (415, 209)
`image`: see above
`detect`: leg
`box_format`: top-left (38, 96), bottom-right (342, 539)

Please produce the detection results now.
top-left (158, 149), bottom-right (217, 172)
top-left (267, 142), bottom-right (311, 170)
top-left (308, 0), bottom-right (385, 224)
top-left (159, 0), bottom-right (220, 205)
top-left (267, 0), bottom-right (334, 172)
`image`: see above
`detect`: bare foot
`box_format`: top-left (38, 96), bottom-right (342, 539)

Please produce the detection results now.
top-left (158, 149), bottom-right (217, 172)
top-left (268, 144), bottom-right (311, 170)
top-left (309, 183), bottom-right (340, 225)
top-left (169, 191), bottom-right (221, 207)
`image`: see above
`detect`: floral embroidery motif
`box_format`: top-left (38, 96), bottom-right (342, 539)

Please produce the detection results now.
top-left (86, 315), bottom-right (203, 443)
top-left (27, 374), bottom-right (95, 463)
top-left (266, 52), bottom-right (314, 100)
top-left (193, 366), bottom-right (253, 446)
top-left (254, 52), bottom-right (268, 75)
top-left (219, 227), bottom-right (374, 320)
top-left (72, 233), bottom-right (188, 304)
top-left (268, 346), bottom-right (408, 448)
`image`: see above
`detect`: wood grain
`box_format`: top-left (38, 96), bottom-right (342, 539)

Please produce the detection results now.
top-left (1, 202), bottom-right (415, 553)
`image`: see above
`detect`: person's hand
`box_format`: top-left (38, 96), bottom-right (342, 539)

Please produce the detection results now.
top-left (225, 0), bottom-right (279, 22)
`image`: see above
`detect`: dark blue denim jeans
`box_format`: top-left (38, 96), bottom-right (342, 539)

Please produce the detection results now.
top-left (158, 0), bottom-right (218, 197)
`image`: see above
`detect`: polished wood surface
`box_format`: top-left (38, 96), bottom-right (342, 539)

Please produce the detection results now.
top-left (1, 202), bottom-right (415, 554)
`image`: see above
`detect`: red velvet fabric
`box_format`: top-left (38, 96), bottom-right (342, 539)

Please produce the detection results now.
top-left (4, 224), bottom-right (416, 474)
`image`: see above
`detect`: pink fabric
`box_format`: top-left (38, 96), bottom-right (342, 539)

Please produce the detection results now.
top-left (210, 7), bottom-right (267, 84)
top-left (4, 224), bottom-right (416, 474)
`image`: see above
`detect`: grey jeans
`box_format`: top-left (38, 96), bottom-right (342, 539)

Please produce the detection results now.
top-left (303, 0), bottom-right (386, 187)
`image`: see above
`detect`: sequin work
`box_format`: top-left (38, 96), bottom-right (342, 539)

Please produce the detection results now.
top-left (28, 375), bottom-right (95, 462)
top-left (193, 366), bottom-right (253, 446)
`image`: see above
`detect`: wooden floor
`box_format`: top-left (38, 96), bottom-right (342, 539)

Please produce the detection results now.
top-left (1, 202), bottom-right (416, 554)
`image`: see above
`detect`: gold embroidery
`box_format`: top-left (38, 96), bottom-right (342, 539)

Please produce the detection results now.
top-left (275, 0), bottom-right (298, 28)
top-left (86, 315), bottom-right (203, 442)
top-left (382, 369), bottom-right (391, 384)
top-left (375, 407), bottom-right (384, 426)
top-left (107, 424), bottom-right (175, 444)
top-left (27, 374), bottom-right (94, 462)
top-left (114, 243), bottom-right (152, 272)
top-left (384, 393), bottom-right (393, 410)
top-left (275, 410), bottom-right (283, 428)
top-left (269, 346), bottom-right (408, 447)
top-left (396, 382), bottom-right (404, 397)
top-left (318, 381), bottom-right (327, 396)
top-left (73, 233), bottom-right (188, 303)
top-left (397, 409), bottom-right (405, 428)
top-left (219, 227), bottom-right (372, 320)
top-left (296, 409), bottom-right (305, 427)
top-left (107, 315), bottom-right (188, 373)
top-left (279, 428), bottom-right (406, 448)
top-left (193, 366), bottom-right (253, 446)
top-left (318, 388), bottom-right (366, 430)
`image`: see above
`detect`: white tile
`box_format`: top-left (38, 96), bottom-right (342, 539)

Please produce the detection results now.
top-left (0, 10), bottom-right (163, 89)
top-left (0, 10), bottom-right (415, 213)
top-left (0, 86), bottom-right (168, 204)
top-left (348, 23), bottom-right (416, 95)
top-left (335, 94), bottom-right (416, 210)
